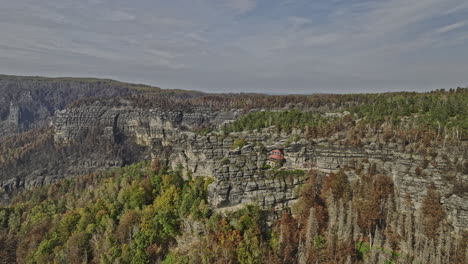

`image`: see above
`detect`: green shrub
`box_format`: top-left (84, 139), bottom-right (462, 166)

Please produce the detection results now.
top-left (232, 138), bottom-right (247, 149)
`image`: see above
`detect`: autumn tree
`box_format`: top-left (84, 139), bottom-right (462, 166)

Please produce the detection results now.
top-left (421, 185), bottom-right (446, 240)
top-left (151, 157), bottom-right (161, 173)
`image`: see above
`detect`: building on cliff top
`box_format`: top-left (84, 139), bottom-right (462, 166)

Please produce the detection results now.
top-left (267, 149), bottom-right (286, 168)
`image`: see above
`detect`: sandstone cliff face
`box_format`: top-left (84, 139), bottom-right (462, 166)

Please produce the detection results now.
top-left (53, 102), bottom-right (239, 145)
top-left (0, 76), bottom-right (143, 136)
top-left (165, 133), bottom-right (313, 211)
top-left (0, 104), bottom-right (238, 201)
top-left (1, 103), bottom-right (467, 231)
top-left (310, 143), bottom-right (467, 232)
top-left (206, 146), bottom-right (307, 211)
top-left (165, 130), bottom-right (467, 231)
top-left (0, 152), bottom-right (124, 202)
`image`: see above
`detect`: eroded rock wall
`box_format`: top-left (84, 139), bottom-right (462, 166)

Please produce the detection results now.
top-left (53, 103), bottom-right (239, 145)
top-left (2, 103), bottom-right (466, 231)
top-left (166, 131), bottom-right (467, 231)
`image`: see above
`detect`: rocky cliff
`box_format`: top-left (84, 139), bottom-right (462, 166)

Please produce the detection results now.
top-left (53, 101), bottom-right (239, 145)
top-left (1, 101), bottom-right (467, 232)
top-left (163, 129), bottom-right (467, 231)
top-left (0, 75), bottom-right (202, 136)
top-left (0, 103), bottom-right (239, 201)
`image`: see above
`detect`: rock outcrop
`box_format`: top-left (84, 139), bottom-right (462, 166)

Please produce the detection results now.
top-left (164, 130), bottom-right (467, 231)
top-left (0, 74), bottom-right (181, 136)
top-left (109, 115), bottom-right (465, 231)
top-left (0, 103), bottom-right (239, 202)
top-left (1, 102), bottom-right (467, 232)
top-left (53, 102), bottom-right (239, 145)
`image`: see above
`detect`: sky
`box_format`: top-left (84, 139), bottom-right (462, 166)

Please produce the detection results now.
top-left (0, 0), bottom-right (467, 94)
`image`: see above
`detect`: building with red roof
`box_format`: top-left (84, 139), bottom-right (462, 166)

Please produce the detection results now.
top-left (267, 149), bottom-right (286, 167)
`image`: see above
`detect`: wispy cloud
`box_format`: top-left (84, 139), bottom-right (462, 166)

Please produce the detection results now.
top-left (435, 21), bottom-right (468, 33)
top-left (0, 0), bottom-right (467, 93)
top-left (105, 10), bottom-right (136, 22)
top-left (224, 0), bottom-right (257, 14)
top-left (444, 2), bottom-right (468, 14)
top-left (288, 16), bottom-right (312, 27)
top-left (186, 32), bottom-right (208, 43)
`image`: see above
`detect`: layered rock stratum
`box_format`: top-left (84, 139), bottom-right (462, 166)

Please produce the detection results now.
top-left (0, 77), bottom-right (466, 234)
top-left (2, 101), bottom-right (465, 231)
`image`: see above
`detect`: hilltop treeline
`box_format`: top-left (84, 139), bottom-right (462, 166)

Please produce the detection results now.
top-left (0, 81), bottom-right (467, 263)
top-left (91, 87), bottom-right (467, 113)
top-left (74, 88), bottom-right (468, 138)
top-left (2, 88), bottom-right (467, 183)
top-left (350, 88), bottom-right (468, 133)
top-left (0, 75), bottom-right (202, 135)
top-left (2, 74), bottom-right (467, 137)
top-left (221, 88), bottom-right (468, 139)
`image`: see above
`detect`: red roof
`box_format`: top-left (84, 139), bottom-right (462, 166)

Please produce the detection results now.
top-left (269, 154), bottom-right (285, 160)
top-left (269, 149), bottom-right (285, 160)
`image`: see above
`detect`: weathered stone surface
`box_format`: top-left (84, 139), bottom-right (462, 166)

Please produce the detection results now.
top-left (1, 102), bottom-right (466, 232)
top-left (170, 131), bottom-right (467, 231)
top-left (0, 75), bottom-right (142, 136)
top-left (53, 102), bottom-right (239, 145)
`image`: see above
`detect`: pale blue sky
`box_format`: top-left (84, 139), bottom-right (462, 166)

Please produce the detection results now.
top-left (0, 0), bottom-right (467, 93)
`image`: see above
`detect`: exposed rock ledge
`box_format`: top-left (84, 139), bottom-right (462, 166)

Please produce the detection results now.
top-left (1, 104), bottom-right (466, 232)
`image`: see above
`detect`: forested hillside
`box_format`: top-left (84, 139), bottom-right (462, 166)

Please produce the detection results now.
top-left (226, 88), bottom-right (468, 138)
top-left (1, 162), bottom-right (466, 263)
top-left (0, 78), bottom-right (467, 263)
top-left (0, 75), bottom-right (203, 136)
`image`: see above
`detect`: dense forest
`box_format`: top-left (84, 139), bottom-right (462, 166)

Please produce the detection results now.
top-left (3, 88), bottom-right (467, 184)
top-left (0, 83), bottom-right (467, 263)
top-left (1, 162), bottom-right (466, 263)
top-left (224, 88), bottom-right (468, 138)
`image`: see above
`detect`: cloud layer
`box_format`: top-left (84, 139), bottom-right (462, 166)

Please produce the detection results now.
top-left (0, 0), bottom-right (467, 93)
